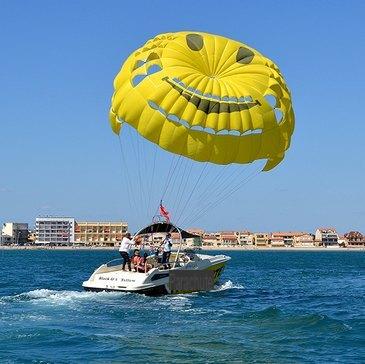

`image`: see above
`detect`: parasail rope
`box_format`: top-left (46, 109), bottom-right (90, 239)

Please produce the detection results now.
top-left (160, 154), bottom-right (182, 202)
top-left (147, 145), bottom-right (157, 219)
top-left (117, 134), bottom-right (134, 213)
top-left (177, 163), bottom-right (237, 226)
top-left (190, 163), bottom-right (239, 212)
top-left (175, 162), bottom-right (209, 226)
top-left (181, 164), bottom-right (261, 227)
top-left (171, 157), bottom-right (195, 222)
top-left (163, 154), bottom-right (184, 209)
top-left (128, 127), bottom-right (145, 220)
top-left (169, 156), bottom-right (190, 215)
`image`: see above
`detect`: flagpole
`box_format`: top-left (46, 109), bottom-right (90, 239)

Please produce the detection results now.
top-left (173, 225), bottom-right (183, 269)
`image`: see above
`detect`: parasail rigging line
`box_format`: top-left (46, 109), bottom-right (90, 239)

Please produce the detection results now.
top-left (182, 164), bottom-right (262, 227)
top-left (190, 164), bottom-right (239, 213)
top-left (147, 145), bottom-right (157, 219)
top-left (181, 126), bottom-right (266, 227)
top-left (169, 156), bottom-right (190, 216)
top-left (171, 157), bottom-right (195, 223)
top-left (175, 162), bottom-right (209, 226)
top-left (160, 154), bottom-right (179, 202)
top-left (117, 135), bottom-right (134, 213)
top-left (129, 127), bottom-right (147, 220)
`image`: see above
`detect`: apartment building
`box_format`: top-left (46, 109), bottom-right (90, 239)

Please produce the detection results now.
top-left (293, 233), bottom-right (315, 247)
top-left (254, 233), bottom-right (269, 247)
top-left (1, 222), bottom-right (29, 244)
top-left (74, 221), bottom-right (128, 246)
top-left (238, 231), bottom-right (254, 246)
top-left (270, 234), bottom-right (285, 247)
top-left (35, 217), bottom-right (75, 245)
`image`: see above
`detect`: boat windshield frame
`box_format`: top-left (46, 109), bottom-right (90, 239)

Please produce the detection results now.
top-left (134, 222), bottom-right (198, 269)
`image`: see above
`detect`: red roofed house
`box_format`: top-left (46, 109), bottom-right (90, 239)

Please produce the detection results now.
top-left (344, 231), bottom-right (365, 248)
top-left (219, 231), bottom-right (239, 246)
top-left (293, 233), bottom-right (315, 247)
top-left (270, 234), bottom-right (285, 247)
top-left (202, 233), bottom-right (218, 247)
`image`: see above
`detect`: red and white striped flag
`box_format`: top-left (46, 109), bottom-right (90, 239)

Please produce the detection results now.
top-left (159, 201), bottom-right (170, 223)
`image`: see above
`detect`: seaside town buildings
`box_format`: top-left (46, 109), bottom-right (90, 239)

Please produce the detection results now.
top-left (35, 217), bottom-right (75, 245)
top-left (32, 217), bottom-right (128, 246)
top-left (74, 221), bottom-right (128, 247)
top-left (0, 217), bottom-right (364, 249)
top-left (138, 231), bottom-right (202, 249)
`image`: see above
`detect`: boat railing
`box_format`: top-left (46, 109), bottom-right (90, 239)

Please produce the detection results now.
top-left (98, 253), bottom-right (191, 274)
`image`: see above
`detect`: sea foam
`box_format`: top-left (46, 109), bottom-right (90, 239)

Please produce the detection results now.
top-left (213, 280), bottom-right (244, 292)
top-left (0, 288), bottom-right (125, 306)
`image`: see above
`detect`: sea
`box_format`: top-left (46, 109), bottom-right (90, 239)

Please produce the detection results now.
top-left (0, 250), bottom-right (364, 363)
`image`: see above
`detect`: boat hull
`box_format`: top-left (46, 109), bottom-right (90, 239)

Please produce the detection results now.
top-left (83, 284), bottom-right (169, 296)
top-left (82, 254), bottom-right (230, 295)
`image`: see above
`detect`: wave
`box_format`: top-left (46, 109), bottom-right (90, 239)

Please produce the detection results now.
top-left (0, 288), bottom-right (126, 305)
top-left (245, 306), bottom-right (352, 333)
top-left (213, 280), bottom-right (244, 292)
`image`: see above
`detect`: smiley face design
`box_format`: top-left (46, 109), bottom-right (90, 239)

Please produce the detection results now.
top-left (110, 32), bottom-right (294, 171)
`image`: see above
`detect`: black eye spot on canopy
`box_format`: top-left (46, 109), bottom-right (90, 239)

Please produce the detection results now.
top-left (146, 52), bottom-right (160, 62)
top-left (186, 33), bottom-right (204, 51)
top-left (236, 47), bottom-right (254, 64)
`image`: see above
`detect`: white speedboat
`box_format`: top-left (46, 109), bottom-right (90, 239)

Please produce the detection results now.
top-left (82, 222), bottom-right (230, 295)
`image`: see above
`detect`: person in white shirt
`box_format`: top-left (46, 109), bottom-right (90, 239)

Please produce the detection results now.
top-left (162, 233), bottom-right (172, 269)
top-left (119, 232), bottom-right (135, 271)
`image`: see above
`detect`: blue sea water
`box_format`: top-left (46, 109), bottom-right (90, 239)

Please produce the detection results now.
top-left (0, 250), bottom-right (364, 363)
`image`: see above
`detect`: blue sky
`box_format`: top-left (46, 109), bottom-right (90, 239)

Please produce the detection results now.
top-left (0, 0), bottom-right (364, 233)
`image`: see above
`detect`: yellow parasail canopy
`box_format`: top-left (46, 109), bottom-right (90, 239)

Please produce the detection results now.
top-left (109, 31), bottom-right (294, 171)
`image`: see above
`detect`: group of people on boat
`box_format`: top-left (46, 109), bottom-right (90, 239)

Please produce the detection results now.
top-left (118, 232), bottom-right (173, 272)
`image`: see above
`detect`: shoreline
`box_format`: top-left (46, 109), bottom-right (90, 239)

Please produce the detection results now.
top-left (0, 245), bottom-right (364, 252)
top-left (202, 246), bottom-right (365, 251)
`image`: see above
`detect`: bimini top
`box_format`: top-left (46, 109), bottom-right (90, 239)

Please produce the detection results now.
top-left (135, 222), bottom-right (199, 239)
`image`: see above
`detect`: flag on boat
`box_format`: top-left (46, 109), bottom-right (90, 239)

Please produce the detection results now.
top-left (159, 202), bottom-right (170, 223)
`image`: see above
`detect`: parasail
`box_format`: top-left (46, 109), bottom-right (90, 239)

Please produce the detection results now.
top-left (109, 32), bottom-right (294, 225)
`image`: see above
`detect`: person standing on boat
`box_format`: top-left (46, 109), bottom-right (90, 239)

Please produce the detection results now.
top-left (162, 233), bottom-right (172, 269)
top-left (119, 232), bottom-right (135, 271)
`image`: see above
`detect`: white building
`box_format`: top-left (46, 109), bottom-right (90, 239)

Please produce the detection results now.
top-left (35, 217), bottom-right (75, 245)
top-left (315, 228), bottom-right (339, 247)
top-left (293, 233), bottom-right (315, 247)
top-left (238, 231), bottom-right (254, 246)
top-left (1, 223), bottom-right (29, 244)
